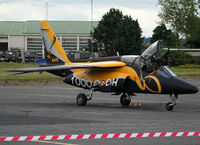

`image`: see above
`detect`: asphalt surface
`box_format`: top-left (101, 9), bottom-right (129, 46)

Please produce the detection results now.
top-left (0, 79), bottom-right (200, 145)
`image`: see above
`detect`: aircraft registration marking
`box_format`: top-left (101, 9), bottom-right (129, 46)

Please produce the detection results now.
top-left (71, 75), bottom-right (121, 88)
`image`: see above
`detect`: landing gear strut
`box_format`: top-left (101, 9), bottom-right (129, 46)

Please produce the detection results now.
top-left (120, 93), bottom-right (131, 106)
top-left (166, 94), bottom-right (178, 111)
top-left (76, 88), bottom-right (94, 106)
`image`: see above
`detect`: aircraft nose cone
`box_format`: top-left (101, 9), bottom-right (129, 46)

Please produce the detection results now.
top-left (193, 86), bottom-right (199, 94)
top-left (184, 82), bottom-right (199, 94)
top-left (184, 85), bottom-right (199, 94)
top-left (174, 78), bottom-right (199, 94)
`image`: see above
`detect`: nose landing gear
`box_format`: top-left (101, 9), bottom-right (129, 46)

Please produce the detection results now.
top-left (166, 94), bottom-right (178, 111)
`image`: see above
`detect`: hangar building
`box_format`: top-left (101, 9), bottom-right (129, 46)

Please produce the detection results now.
top-left (0, 21), bottom-right (98, 58)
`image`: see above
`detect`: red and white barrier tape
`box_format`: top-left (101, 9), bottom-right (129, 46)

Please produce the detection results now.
top-left (0, 131), bottom-right (199, 142)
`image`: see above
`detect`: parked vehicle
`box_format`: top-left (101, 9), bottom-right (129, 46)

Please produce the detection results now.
top-left (0, 50), bottom-right (5, 62)
top-left (25, 51), bottom-right (37, 62)
top-left (5, 50), bottom-right (22, 62)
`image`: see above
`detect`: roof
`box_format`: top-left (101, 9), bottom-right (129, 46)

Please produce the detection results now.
top-left (0, 21), bottom-right (25, 34)
top-left (0, 21), bottom-right (98, 35)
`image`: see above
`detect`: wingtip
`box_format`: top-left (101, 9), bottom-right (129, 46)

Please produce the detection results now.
top-left (6, 69), bottom-right (17, 72)
top-left (10, 72), bottom-right (26, 75)
top-left (5, 69), bottom-right (25, 75)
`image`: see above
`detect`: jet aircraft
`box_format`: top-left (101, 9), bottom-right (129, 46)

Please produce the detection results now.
top-left (9, 20), bottom-right (199, 111)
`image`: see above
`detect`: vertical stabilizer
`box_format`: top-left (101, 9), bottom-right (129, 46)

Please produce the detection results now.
top-left (40, 20), bottom-right (71, 64)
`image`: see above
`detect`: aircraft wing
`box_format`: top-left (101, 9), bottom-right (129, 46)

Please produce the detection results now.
top-left (76, 61), bottom-right (126, 68)
top-left (8, 61), bottom-right (126, 74)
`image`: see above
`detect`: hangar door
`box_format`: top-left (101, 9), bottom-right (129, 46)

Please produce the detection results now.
top-left (0, 36), bottom-right (8, 51)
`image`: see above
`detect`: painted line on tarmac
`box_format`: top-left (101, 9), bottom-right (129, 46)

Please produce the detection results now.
top-left (32, 140), bottom-right (78, 145)
top-left (0, 131), bottom-right (199, 142)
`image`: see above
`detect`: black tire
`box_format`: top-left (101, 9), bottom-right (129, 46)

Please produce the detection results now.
top-left (76, 93), bottom-right (87, 106)
top-left (166, 102), bottom-right (174, 111)
top-left (120, 94), bottom-right (131, 106)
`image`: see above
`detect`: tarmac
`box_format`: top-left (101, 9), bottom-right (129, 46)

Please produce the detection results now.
top-left (0, 79), bottom-right (200, 145)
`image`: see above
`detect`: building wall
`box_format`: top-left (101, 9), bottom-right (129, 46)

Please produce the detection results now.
top-left (0, 20), bottom-right (98, 58)
top-left (27, 35), bottom-right (43, 58)
top-left (0, 33), bottom-right (91, 59)
top-left (25, 34), bottom-right (91, 58)
top-left (10, 35), bottom-right (25, 50)
top-left (0, 36), bottom-right (8, 43)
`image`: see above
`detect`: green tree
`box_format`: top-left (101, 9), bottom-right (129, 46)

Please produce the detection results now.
top-left (91, 8), bottom-right (143, 56)
top-left (158, 0), bottom-right (199, 38)
top-left (168, 51), bottom-right (194, 66)
top-left (186, 16), bottom-right (200, 47)
top-left (113, 16), bottom-right (142, 55)
top-left (151, 24), bottom-right (179, 46)
top-left (92, 8), bottom-right (123, 56)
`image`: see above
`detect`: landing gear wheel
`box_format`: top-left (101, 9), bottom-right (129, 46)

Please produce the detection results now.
top-left (120, 94), bottom-right (131, 106)
top-left (76, 93), bottom-right (87, 106)
top-left (166, 102), bottom-right (174, 111)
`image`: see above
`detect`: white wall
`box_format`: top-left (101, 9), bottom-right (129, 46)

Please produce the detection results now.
top-left (10, 35), bottom-right (25, 50)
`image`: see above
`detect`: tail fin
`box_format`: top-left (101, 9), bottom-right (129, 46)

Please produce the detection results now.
top-left (40, 20), bottom-right (71, 65)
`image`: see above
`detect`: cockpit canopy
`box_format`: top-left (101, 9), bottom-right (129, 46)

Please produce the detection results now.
top-left (121, 40), bottom-right (169, 68)
top-left (157, 66), bottom-right (176, 78)
top-left (120, 40), bottom-right (176, 78)
top-left (140, 40), bottom-right (176, 78)
top-left (141, 40), bottom-right (169, 60)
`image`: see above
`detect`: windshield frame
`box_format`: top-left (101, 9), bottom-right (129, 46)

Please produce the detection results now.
top-left (141, 40), bottom-right (169, 61)
top-left (141, 41), bottom-right (158, 60)
top-left (156, 66), bottom-right (176, 78)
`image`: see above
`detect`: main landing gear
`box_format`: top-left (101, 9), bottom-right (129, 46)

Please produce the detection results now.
top-left (76, 88), bottom-right (94, 106)
top-left (120, 93), bottom-right (131, 106)
top-left (166, 94), bottom-right (178, 111)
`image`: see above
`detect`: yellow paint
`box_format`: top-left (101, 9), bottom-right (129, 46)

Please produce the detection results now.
top-left (40, 20), bottom-right (161, 94)
top-left (40, 20), bottom-right (72, 65)
top-left (0, 136), bottom-right (77, 145)
top-left (52, 58), bottom-right (59, 62)
top-left (134, 102), bottom-right (142, 107)
top-left (47, 55), bottom-right (51, 59)
top-left (32, 140), bottom-right (77, 145)
top-left (74, 67), bottom-right (129, 82)
top-left (73, 66), bottom-right (162, 93)
top-left (127, 68), bottom-right (162, 93)
top-left (144, 75), bottom-right (162, 93)
top-left (73, 61), bottom-right (126, 68)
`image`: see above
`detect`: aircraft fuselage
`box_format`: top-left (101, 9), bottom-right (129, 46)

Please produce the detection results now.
top-left (63, 60), bottom-right (198, 95)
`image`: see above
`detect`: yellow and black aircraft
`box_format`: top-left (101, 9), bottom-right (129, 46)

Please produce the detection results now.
top-left (9, 20), bottom-right (199, 111)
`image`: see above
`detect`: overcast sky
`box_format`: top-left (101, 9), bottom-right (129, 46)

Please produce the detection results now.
top-left (0, 0), bottom-right (160, 37)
